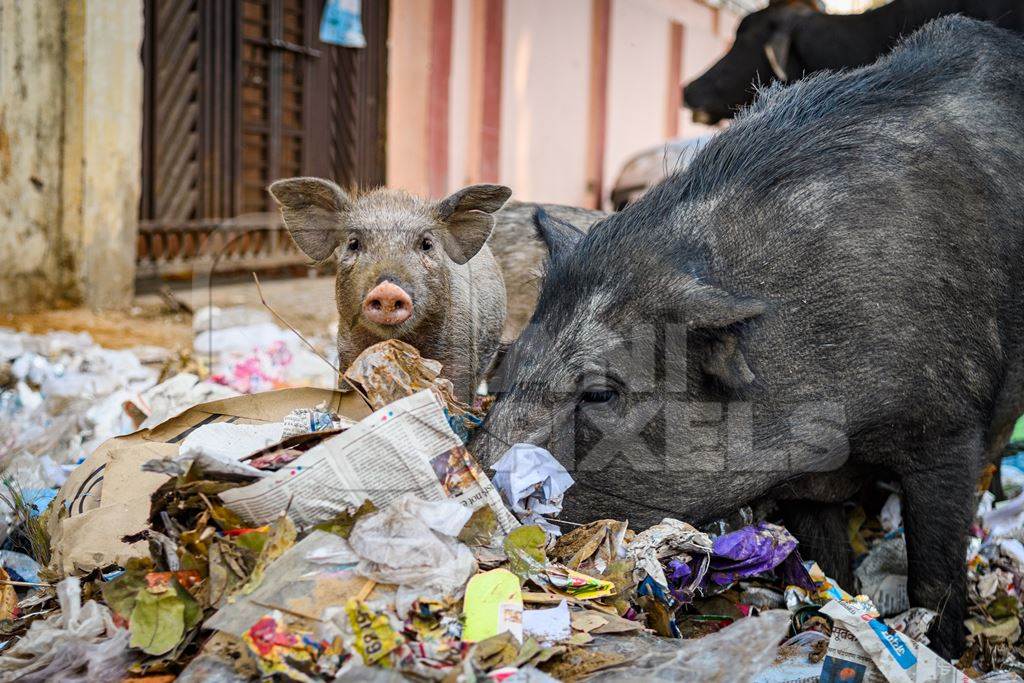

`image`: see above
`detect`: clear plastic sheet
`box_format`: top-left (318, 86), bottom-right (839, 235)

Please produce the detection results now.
top-left (586, 610), bottom-right (791, 682)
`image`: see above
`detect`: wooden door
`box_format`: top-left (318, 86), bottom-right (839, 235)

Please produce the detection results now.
top-left (138, 0), bottom-right (389, 281)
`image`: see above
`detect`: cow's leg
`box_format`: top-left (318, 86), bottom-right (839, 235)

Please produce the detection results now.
top-left (901, 431), bottom-right (980, 659)
top-left (783, 500), bottom-right (853, 590)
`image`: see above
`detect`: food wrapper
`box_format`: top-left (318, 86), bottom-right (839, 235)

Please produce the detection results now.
top-left (543, 566), bottom-right (615, 600)
top-left (243, 611), bottom-right (348, 683)
top-left (629, 518), bottom-right (711, 598)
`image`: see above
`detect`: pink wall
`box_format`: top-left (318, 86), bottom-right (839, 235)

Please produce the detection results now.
top-left (387, 0), bottom-right (739, 207)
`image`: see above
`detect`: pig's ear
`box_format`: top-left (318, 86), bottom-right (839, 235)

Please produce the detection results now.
top-left (533, 208), bottom-right (584, 259)
top-left (682, 282), bottom-right (767, 390)
top-left (268, 177), bottom-right (350, 262)
top-left (436, 184), bottom-right (512, 265)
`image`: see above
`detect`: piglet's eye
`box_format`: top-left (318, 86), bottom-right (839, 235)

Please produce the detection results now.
top-left (420, 237), bottom-right (434, 252)
top-left (347, 237), bottom-right (361, 252)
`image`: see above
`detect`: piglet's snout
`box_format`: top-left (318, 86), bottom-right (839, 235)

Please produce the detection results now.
top-left (362, 281), bottom-right (413, 325)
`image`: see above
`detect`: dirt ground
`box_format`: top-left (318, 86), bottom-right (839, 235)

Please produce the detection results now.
top-left (1, 276), bottom-right (338, 350)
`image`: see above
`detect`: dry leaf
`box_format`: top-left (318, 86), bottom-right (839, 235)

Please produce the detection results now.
top-left (0, 569), bottom-right (17, 620)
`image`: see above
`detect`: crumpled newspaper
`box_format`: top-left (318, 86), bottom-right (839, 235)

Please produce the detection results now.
top-left (821, 598), bottom-right (974, 683)
top-left (0, 577), bottom-right (132, 681)
top-left (490, 444), bottom-right (575, 536)
top-left (629, 518), bottom-right (712, 599)
top-left (347, 495), bottom-right (477, 614)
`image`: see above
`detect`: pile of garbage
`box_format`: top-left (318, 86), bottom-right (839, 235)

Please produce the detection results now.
top-left (0, 306), bottom-right (337, 519)
top-left (2, 316), bottom-right (1024, 681)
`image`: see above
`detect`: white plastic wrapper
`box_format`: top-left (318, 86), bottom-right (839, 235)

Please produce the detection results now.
top-left (0, 577), bottom-right (131, 682)
top-left (490, 443), bottom-right (574, 536)
top-left (192, 305), bottom-right (273, 333)
top-left (193, 322), bottom-right (292, 355)
top-left (984, 491), bottom-right (1024, 539)
top-left (881, 492), bottom-right (903, 534)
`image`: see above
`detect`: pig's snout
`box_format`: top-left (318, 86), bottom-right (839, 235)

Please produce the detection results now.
top-left (362, 281), bottom-right (413, 326)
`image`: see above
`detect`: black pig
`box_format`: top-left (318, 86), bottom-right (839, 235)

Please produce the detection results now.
top-left (472, 17), bottom-right (1024, 657)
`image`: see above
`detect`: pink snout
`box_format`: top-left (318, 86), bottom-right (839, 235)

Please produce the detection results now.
top-left (362, 281), bottom-right (413, 326)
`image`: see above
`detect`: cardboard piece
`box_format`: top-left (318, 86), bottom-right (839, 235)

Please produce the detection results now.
top-left (48, 388), bottom-right (370, 575)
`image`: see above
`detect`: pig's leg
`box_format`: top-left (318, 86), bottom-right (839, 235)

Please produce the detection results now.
top-left (901, 438), bottom-right (979, 659)
top-left (783, 501), bottom-right (853, 589)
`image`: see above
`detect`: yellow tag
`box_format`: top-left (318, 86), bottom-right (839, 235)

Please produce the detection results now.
top-left (346, 599), bottom-right (400, 665)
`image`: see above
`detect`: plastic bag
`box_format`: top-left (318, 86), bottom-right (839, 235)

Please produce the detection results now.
top-left (0, 577), bottom-right (132, 682)
top-left (348, 495), bottom-right (476, 612)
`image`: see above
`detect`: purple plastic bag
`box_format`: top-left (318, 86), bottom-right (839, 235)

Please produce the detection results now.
top-left (706, 522), bottom-right (813, 589)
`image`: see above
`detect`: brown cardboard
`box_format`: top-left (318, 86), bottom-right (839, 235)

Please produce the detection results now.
top-left (47, 387), bottom-right (370, 575)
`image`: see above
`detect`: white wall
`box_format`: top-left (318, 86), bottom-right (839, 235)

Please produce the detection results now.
top-left (604, 0), bottom-right (672, 199)
top-left (498, 0), bottom-right (592, 206)
top-left (387, 0), bottom-right (739, 207)
top-left (448, 0), bottom-right (473, 191)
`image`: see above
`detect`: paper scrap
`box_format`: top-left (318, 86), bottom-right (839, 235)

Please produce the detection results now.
top-left (463, 568), bottom-right (524, 643)
top-left (522, 600), bottom-right (571, 643)
top-left (820, 599), bottom-right (973, 683)
top-left (491, 443), bottom-right (574, 536)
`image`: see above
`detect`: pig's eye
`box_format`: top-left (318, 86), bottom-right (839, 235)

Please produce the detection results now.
top-left (347, 237), bottom-right (361, 252)
top-left (420, 237), bottom-right (434, 252)
top-left (580, 387), bottom-right (618, 405)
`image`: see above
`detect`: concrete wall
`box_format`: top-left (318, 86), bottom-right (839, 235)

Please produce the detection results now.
top-left (65, 0), bottom-right (143, 310)
top-left (0, 1), bottom-right (66, 310)
top-left (0, 0), bottom-right (142, 313)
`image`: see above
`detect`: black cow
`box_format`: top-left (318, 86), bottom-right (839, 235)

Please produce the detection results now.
top-left (684, 0), bottom-right (1024, 124)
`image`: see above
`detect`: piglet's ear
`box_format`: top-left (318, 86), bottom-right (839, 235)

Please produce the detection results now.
top-left (533, 208), bottom-right (585, 260)
top-left (436, 184), bottom-right (512, 265)
top-left (268, 177), bottom-right (350, 262)
top-left (677, 280), bottom-right (767, 390)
